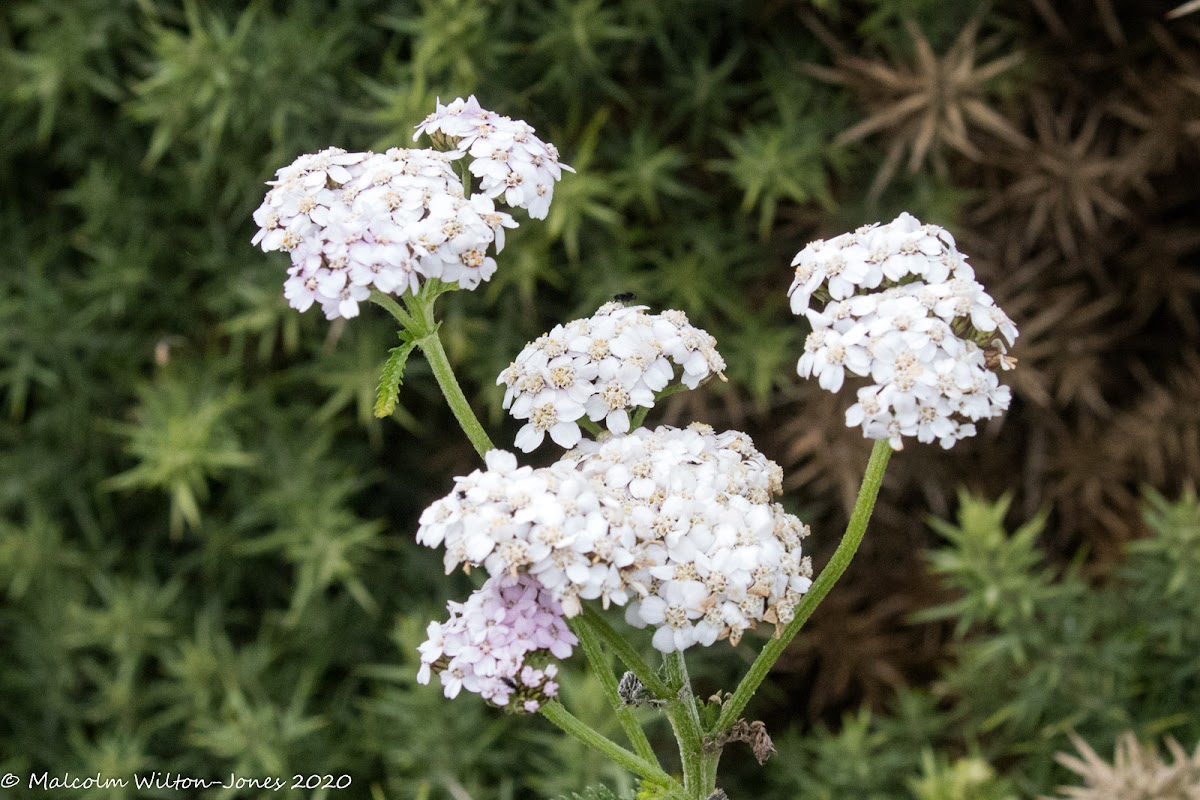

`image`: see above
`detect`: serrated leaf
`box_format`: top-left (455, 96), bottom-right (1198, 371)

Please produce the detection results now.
top-left (374, 336), bottom-right (417, 419)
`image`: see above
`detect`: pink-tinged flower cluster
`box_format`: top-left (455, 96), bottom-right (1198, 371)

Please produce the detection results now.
top-left (417, 573), bottom-right (574, 712)
top-left (414, 95), bottom-right (574, 219)
top-left (497, 302), bottom-right (726, 452)
top-left (417, 426), bottom-right (812, 653)
top-left (788, 212), bottom-right (1019, 449)
top-left (252, 147), bottom-right (517, 319)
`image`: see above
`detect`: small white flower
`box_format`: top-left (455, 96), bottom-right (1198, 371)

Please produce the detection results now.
top-left (514, 392), bottom-right (587, 452)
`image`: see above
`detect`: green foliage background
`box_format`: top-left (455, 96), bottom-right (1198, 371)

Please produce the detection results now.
top-left (2, 0), bottom-right (1198, 798)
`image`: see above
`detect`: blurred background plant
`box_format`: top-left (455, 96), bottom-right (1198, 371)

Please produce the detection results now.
top-left (2, 0), bottom-right (1198, 797)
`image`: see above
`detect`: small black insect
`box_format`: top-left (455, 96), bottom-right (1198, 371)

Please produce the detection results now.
top-left (613, 292), bottom-right (637, 303)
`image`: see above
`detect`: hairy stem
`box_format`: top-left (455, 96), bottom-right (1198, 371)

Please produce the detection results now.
top-left (662, 652), bottom-right (710, 797)
top-left (540, 701), bottom-right (679, 790)
top-left (570, 618), bottom-right (658, 765)
top-left (580, 606), bottom-right (671, 699)
top-left (416, 328), bottom-right (494, 459)
top-left (399, 285), bottom-right (495, 459)
top-left (369, 289), bottom-right (416, 329)
top-left (715, 439), bottom-right (893, 732)
top-left (701, 751), bottom-right (721, 795)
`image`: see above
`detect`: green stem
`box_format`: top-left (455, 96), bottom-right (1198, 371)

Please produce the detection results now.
top-left (715, 439), bottom-right (893, 732)
top-left (581, 606), bottom-right (671, 699)
top-left (455, 158), bottom-right (473, 196)
top-left (579, 417), bottom-right (604, 437)
top-left (662, 652), bottom-right (709, 796)
top-left (570, 618), bottom-right (658, 765)
top-left (398, 285), bottom-right (495, 460)
top-left (629, 404), bottom-right (653, 430)
top-left (630, 382), bottom-right (699, 430)
top-left (417, 327), bottom-right (494, 459)
top-left (369, 289), bottom-right (416, 329)
top-left (702, 752), bottom-right (721, 795)
top-left (540, 701), bottom-right (679, 790)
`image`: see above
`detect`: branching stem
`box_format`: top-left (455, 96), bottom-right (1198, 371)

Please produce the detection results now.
top-left (540, 701), bottom-right (679, 791)
top-left (580, 607), bottom-right (671, 699)
top-left (373, 284), bottom-right (893, 798)
top-left (380, 282), bottom-right (495, 459)
top-left (570, 618), bottom-right (658, 765)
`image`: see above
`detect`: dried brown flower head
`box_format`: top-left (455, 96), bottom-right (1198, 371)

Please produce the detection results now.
top-left (705, 719), bottom-right (776, 765)
top-left (1045, 732), bottom-right (1200, 800)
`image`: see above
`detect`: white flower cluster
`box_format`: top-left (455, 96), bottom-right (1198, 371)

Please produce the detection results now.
top-left (253, 146), bottom-right (518, 319)
top-left (787, 212), bottom-right (1019, 449)
top-left (417, 424), bottom-right (813, 653)
top-left (417, 573), bottom-right (573, 712)
top-left (498, 302), bottom-right (727, 452)
top-left (415, 95), bottom-right (574, 220)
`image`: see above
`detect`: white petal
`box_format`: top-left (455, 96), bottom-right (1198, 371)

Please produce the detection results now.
top-left (514, 424), bottom-right (545, 452)
top-left (651, 626), bottom-right (678, 653)
top-left (549, 421), bottom-right (582, 449)
top-left (606, 408), bottom-right (630, 434)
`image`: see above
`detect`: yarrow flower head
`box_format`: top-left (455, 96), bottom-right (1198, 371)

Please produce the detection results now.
top-left (417, 572), bottom-right (574, 712)
top-left (415, 95), bottom-right (575, 219)
top-left (252, 146), bottom-right (516, 319)
top-left (417, 425), bottom-right (813, 653)
top-left (252, 98), bottom-right (569, 320)
top-left (497, 302), bottom-right (727, 452)
top-left (788, 212), bottom-right (1019, 450)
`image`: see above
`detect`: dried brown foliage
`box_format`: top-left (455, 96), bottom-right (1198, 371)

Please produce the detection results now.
top-left (766, 568), bottom-right (949, 722)
top-left (779, 2), bottom-right (1200, 542)
top-left (972, 92), bottom-right (1148, 261)
top-left (759, 2), bottom-right (1200, 712)
top-left (802, 12), bottom-right (1026, 199)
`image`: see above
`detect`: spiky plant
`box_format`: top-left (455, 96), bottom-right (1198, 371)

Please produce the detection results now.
top-left (803, 13), bottom-right (1026, 199)
top-left (1109, 353), bottom-right (1200, 489)
top-left (1111, 23), bottom-right (1200, 172)
top-left (1045, 733), bottom-right (1200, 800)
top-left (1029, 0), bottom-right (1132, 47)
top-left (972, 93), bottom-right (1146, 261)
